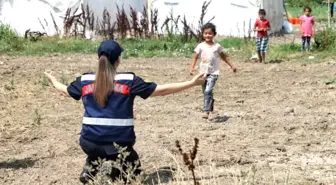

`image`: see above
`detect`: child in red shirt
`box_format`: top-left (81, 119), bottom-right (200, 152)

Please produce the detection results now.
top-left (254, 9), bottom-right (271, 63)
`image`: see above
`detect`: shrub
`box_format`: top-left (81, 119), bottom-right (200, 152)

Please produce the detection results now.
top-left (314, 28), bottom-right (336, 51)
top-left (0, 24), bottom-right (25, 53)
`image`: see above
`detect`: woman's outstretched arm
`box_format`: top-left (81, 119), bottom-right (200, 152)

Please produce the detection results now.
top-left (44, 72), bottom-right (70, 96)
top-left (151, 73), bottom-right (205, 97)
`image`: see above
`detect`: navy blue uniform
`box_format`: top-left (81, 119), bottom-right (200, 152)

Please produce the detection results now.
top-left (67, 72), bottom-right (157, 182)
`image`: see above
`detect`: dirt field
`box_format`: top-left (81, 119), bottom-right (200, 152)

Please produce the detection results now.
top-left (0, 55), bottom-right (336, 185)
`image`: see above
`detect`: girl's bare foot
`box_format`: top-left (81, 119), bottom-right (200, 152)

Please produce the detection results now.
top-left (202, 112), bottom-right (209, 119)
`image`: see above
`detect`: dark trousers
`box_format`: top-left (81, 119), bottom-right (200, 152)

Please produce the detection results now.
top-left (331, 3), bottom-right (334, 18)
top-left (79, 136), bottom-right (141, 183)
top-left (301, 36), bottom-right (311, 51)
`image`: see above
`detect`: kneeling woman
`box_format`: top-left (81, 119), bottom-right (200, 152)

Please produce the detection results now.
top-left (44, 40), bottom-right (205, 184)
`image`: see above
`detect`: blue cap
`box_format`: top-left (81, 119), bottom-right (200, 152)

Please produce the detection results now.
top-left (97, 40), bottom-right (124, 64)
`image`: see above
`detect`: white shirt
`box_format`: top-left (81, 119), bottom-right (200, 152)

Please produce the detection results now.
top-left (194, 42), bottom-right (225, 75)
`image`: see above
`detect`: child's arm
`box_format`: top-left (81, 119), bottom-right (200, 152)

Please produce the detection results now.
top-left (312, 17), bottom-right (315, 36)
top-left (299, 17), bottom-right (304, 35)
top-left (220, 53), bottom-right (237, 72)
top-left (254, 20), bottom-right (263, 32)
top-left (44, 72), bottom-right (70, 96)
top-left (190, 52), bottom-right (199, 75)
top-left (266, 21), bottom-right (271, 31)
top-left (253, 22), bottom-right (260, 32)
top-left (312, 23), bottom-right (315, 36)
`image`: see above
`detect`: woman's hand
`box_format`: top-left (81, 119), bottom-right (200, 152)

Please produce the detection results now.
top-left (191, 73), bottom-right (206, 86)
top-left (44, 71), bottom-right (69, 96)
top-left (44, 71), bottom-right (57, 85)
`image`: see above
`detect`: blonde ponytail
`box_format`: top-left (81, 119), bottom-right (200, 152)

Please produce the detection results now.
top-left (94, 55), bottom-right (116, 107)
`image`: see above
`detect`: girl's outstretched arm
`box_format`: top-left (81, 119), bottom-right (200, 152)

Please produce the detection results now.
top-left (44, 72), bottom-right (70, 96)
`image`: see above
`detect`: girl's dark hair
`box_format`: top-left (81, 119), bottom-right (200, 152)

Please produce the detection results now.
top-left (202, 23), bottom-right (217, 35)
top-left (304, 6), bottom-right (312, 12)
top-left (94, 55), bottom-right (117, 107)
top-left (259, 9), bottom-right (266, 15)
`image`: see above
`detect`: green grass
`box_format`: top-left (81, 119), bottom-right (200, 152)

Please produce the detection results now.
top-left (268, 42), bottom-right (301, 60)
top-left (218, 38), bottom-right (245, 49)
top-left (0, 24), bottom-right (198, 57)
top-left (0, 25), bottom-right (247, 58)
top-left (1, 35), bottom-right (334, 63)
top-left (1, 22), bottom-right (336, 63)
top-left (20, 38), bottom-right (99, 55)
top-left (119, 37), bottom-right (197, 58)
top-left (325, 78), bottom-right (336, 85)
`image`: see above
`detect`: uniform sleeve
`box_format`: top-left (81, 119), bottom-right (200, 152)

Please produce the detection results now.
top-left (67, 76), bottom-right (82, 100)
top-left (131, 75), bottom-right (157, 99)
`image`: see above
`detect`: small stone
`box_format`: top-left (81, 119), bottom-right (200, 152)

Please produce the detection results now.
top-left (308, 56), bottom-right (315, 59)
top-left (276, 146), bottom-right (287, 152)
top-left (284, 107), bottom-right (294, 115)
top-left (327, 61), bottom-right (336, 65)
top-left (236, 100), bottom-right (244, 104)
top-left (0, 61), bottom-right (4, 65)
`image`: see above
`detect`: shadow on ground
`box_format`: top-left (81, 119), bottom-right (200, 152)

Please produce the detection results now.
top-left (142, 167), bottom-right (175, 185)
top-left (0, 157), bottom-right (37, 169)
top-left (211, 115), bottom-right (230, 123)
top-left (269, 59), bottom-right (284, 64)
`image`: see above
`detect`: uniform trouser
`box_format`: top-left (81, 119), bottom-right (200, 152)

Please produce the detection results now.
top-left (202, 74), bottom-right (218, 113)
top-left (79, 136), bottom-right (141, 183)
top-left (301, 36), bottom-right (311, 51)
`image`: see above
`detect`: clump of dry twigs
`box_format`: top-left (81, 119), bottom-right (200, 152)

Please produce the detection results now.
top-left (24, 29), bottom-right (47, 41)
top-left (175, 138), bottom-right (200, 185)
top-left (116, 5), bottom-right (130, 39)
top-left (179, 0), bottom-right (214, 42)
top-left (28, 1), bottom-right (217, 42)
top-left (197, 0), bottom-right (215, 41)
top-left (100, 8), bottom-right (116, 40)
